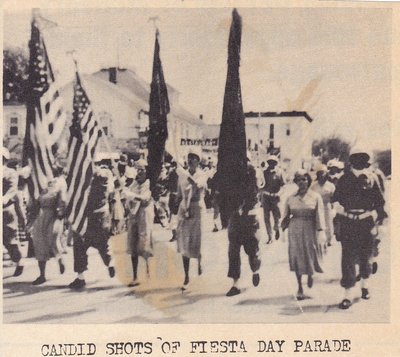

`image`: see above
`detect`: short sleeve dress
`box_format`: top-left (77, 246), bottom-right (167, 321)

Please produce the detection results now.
top-left (283, 189), bottom-right (325, 275)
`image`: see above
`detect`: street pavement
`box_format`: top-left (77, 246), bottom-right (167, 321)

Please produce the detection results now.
top-left (2, 184), bottom-right (390, 324)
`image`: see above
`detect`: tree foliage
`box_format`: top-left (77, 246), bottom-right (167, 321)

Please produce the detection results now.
top-left (312, 135), bottom-right (352, 164)
top-left (374, 149), bottom-right (391, 176)
top-left (3, 47), bottom-right (29, 104)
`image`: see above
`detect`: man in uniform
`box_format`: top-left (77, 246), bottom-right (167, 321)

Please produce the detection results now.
top-left (332, 147), bottom-right (385, 309)
top-left (69, 159), bottom-right (116, 289)
top-left (226, 159), bottom-right (262, 297)
top-left (261, 155), bottom-right (284, 243)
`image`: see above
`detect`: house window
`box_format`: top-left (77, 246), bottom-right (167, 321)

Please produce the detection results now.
top-left (9, 116), bottom-right (18, 136)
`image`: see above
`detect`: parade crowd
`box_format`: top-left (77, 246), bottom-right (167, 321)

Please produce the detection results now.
top-left (3, 145), bottom-right (388, 310)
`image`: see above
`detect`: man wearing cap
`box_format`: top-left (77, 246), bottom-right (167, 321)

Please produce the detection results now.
top-left (3, 147), bottom-right (24, 277)
top-left (69, 160), bottom-right (116, 289)
top-left (261, 155), bottom-right (284, 243)
top-left (332, 147), bottom-right (386, 309)
top-left (327, 159), bottom-right (345, 186)
top-left (226, 159), bottom-right (262, 296)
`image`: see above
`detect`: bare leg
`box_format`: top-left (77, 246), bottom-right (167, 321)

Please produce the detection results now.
top-left (296, 272), bottom-right (305, 300)
top-left (182, 256), bottom-right (190, 286)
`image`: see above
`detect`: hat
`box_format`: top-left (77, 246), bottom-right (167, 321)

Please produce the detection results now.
top-left (327, 159), bottom-right (344, 170)
top-left (315, 164), bottom-right (328, 173)
top-left (188, 151), bottom-right (200, 161)
top-left (349, 146), bottom-right (371, 163)
top-left (266, 155), bottom-right (279, 163)
top-left (2, 147), bottom-right (10, 160)
top-left (135, 159), bottom-right (147, 170)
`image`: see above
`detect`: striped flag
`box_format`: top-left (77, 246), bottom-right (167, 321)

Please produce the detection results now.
top-left (23, 12), bottom-right (66, 199)
top-left (65, 71), bottom-right (101, 236)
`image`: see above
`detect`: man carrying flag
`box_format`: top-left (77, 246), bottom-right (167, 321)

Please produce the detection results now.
top-left (66, 69), bottom-right (115, 289)
top-left (215, 9), bottom-right (262, 297)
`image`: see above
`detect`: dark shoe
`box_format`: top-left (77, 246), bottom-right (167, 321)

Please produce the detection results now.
top-left (339, 299), bottom-right (352, 309)
top-left (361, 288), bottom-right (370, 300)
top-left (275, 230), bottom-right (280, 240)
top-left (296, 292), bottom-right (306, 301)
top-left (327, 242), bottom-right (332, 247)
top-left (226, 286), bottom-right (241, 297)
top-left (266, 237), bottom-right (272, 245)
top-left (356, 274), bottom-right (361, 282)
top-left (13, 265), bottom-right (24, 277)
top-left (169, 233), bottom-right (177, 242)
top-left (252, 273), bottom-right (260, 287)
top-left (69, 278), bottom-right (86, 289)
top-left (128, 280), bottom-right (140, 287)
top-left (212, 226), bottom-right (219, 233)
top-left (58, 260), bottom-right (65, 275)
top-left (372, 262), bottom-right (378, 275)
top-left (183, 276), bottom-right (189, 286)
top-left (307, 275), bottom-right (313, 288)
top-left (32, 276), bottom-right (46, 285)
top-left (108, 266), bottom-right (115, 278)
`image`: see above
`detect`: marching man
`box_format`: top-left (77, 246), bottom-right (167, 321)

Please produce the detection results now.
top-left (332, 147), bottom-right (385, 309)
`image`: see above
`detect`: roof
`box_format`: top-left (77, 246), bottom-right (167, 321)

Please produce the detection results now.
top-left (244, 111), bottom-right (313, 123)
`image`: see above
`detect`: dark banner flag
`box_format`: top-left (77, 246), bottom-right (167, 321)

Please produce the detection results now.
top-left (215, 9), bottom-right (248, 227)
top-left (23, 10), bottom-right (66, 199)
top-left (147, 30), bottom-right (170, 196)
top-left (65, 70), bottom-right (101, 236)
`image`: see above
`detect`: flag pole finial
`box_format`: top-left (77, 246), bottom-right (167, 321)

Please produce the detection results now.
top-left (148, 16), bottom-right (160, 34)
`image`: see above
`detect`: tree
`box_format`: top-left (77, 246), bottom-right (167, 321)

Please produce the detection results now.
top-left (312, 135), bottom-right (352, 164)
top-left (3, 47), bottom-right (29, 104)
top-left (374, 149), bottom-right (391, 176)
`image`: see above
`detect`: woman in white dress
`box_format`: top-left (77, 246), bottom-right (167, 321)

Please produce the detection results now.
top-left (282, 169), bottom-right (325, 300)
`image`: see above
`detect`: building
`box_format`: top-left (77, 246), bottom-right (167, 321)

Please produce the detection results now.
top-left (201, 111), bottom-right (314, 175)
top-left (3, 67), bottom-right (205, 163)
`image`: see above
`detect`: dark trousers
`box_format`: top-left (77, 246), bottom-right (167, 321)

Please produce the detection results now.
top-left (3, 225), bottom-right (21, 263)
top-left (338, 217), bottom-right (374, 288)
top-left (262, 195), bottom-right (281, 239)
top-left (227, 212), bottom-right (261, 280)
top-left (72, 224), bottom-right (111, 274)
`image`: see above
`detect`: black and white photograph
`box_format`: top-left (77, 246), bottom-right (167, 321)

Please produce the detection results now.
top-left (2, 4), bottom-right (392, 327)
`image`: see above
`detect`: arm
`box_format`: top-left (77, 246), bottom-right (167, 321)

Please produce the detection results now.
top-left (315, 193), bottom-right (326, 231)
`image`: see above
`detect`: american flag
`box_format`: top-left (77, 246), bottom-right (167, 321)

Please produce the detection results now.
top-left (23, 13), bottom-right (66, 199)
top-left (65, 71), bottom-right (101, 236)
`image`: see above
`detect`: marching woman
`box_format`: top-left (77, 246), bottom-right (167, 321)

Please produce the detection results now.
top-left (30, 172), bottom-right (67, 285)
top-left (176, 152), bottom-right (207, 290)
top-left (282, 169), bottom-right (325, 300)
top-left (311, 165), bottom-right (336, 248)
top-left (122, 159), bottom-right (154, 287)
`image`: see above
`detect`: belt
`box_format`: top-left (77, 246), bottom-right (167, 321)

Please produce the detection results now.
top-left (341, 210), bottom-right (373, 221)
top-left (263, 192), bottom-right (279, 197)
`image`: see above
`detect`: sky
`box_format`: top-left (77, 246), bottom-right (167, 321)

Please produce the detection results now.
top-left (3, 7), bottom-right (392, 150)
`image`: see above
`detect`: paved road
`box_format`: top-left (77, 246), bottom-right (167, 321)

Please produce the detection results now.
top-left (3, 201), bottom-right (390, 324)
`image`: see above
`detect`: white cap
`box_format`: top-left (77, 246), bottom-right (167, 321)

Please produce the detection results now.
top-left (266, 155), bottom-right (279, 163)
top-left (327, 159), bottom-right (344, 170)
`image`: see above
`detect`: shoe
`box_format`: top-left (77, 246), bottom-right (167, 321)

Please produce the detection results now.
top-left (128, 280), bottom-right (140, 287)
top-left (69, 278), bottom-right (86, 289)
top-left (226, 286), bottom-right (241, 297)
top-left (252, 273), bottom-right (260, 287)
top-left (338, 299), bottom-right (352, 309)
top-left (296, 292), bottom-right (306, 301)
top-left (108, 266), bottom-right (115, 278)
top-left (372, 262), bottom-right (378, 274)
top-left (275, 230), bottom-right (280, 240)
top-left (266, 238), bottom-right (272, 245)
top-left (212, 226), bottom-right (219, 233)
top-left (356, 274), bottom-right (361, 282)
top-left (58, 260), bottom-right (65, 275)
top-left (307, 275), bottom-right (313, 288)
top-left (327, 242), bottom-right (332, 247)
top-left (361, 288), bottom-right (370, 300)
top-left (32, 276), bottom-right (46, 285)
top-left (13, 265), bottom-right (24, 277)
top-left (169, 233), bottom-right (177, 242)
